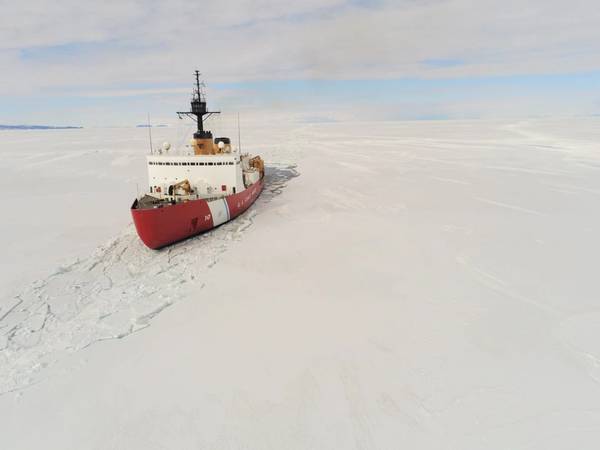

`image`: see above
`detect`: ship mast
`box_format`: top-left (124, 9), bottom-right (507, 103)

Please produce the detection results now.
top-left (177, 70), bottom-right (220, 139)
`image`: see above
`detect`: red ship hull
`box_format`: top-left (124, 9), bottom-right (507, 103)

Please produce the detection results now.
top-left (131, 179), bottom-right (264, 249)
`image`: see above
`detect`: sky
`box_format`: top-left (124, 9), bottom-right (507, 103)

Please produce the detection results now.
top-left (1, 0), bottom-right (600, 125)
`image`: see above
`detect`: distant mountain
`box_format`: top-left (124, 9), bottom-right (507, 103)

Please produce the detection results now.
top-left (136, 124), bottom-right (169, 128)
top-left (0, 124), bottom-right (83, 130)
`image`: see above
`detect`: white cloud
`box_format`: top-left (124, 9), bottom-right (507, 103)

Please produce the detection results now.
top-left (1, 0), bottom-right (599, 94)
top-left (1, 0), bottom-right (599, 123)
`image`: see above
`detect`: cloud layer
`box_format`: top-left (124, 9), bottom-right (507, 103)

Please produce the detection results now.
top-left (4, 1), bottom-right (600, 89)
top-left (1, 0), bottom-right (599, 122)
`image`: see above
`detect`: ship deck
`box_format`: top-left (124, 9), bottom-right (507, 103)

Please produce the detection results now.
top-left (133, 193), bottom-right (227, 210)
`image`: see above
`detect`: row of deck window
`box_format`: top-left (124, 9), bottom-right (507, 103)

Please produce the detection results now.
top-left (149, 161), bottom-right (236, 166)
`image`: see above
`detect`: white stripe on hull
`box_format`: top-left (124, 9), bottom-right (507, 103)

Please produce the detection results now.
top-left (207, 197), bottom-right (230, 227)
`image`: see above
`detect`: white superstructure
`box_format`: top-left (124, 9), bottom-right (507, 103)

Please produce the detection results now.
top-left (137, 71), bottom-right (265, 205)
top-left (147, 153), bottom-right (245, 197)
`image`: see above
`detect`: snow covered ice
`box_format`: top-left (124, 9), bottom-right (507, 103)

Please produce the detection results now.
top-left (1, 119), bottom-right (600, 449)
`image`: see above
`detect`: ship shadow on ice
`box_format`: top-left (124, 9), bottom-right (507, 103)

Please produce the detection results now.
top-left (0, 164), bottom-right (299, 396)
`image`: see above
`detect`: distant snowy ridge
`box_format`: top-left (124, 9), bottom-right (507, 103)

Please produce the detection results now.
top-left (0, 124), bottom-right (82, 130)
top-left (0, 164), bottom-right (299, 396)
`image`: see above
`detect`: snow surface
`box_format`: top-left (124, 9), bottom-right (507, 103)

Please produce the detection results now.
top-left (2, 119), bottom-right (600, 449)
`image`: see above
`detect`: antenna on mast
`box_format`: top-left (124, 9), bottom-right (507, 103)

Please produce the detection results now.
top-left (237, 112), bottom-right (242, 153)
top-left (194, 70), bottom-right (202, 99)
top-left (177, 70), bottom-right (220, 139)
top-left (147, 113), bottom-right (153, 154)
